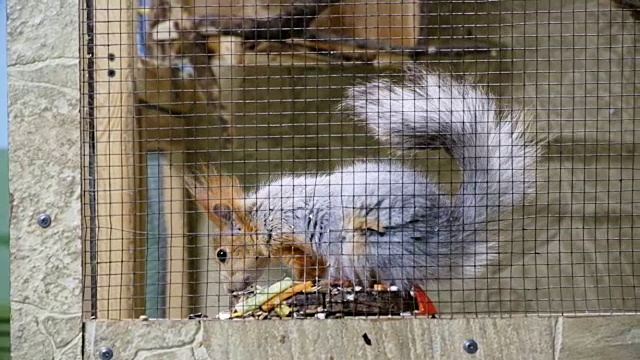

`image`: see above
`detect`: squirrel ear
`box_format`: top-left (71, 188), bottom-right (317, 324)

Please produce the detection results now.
top-left (184, 165), bottom-right (246, 229)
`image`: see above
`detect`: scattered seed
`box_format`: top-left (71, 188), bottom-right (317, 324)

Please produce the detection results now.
top-left (217, 311), bottom-right (231, 320)
top-left (293, 312), bottom-right (305, 319)
top-left (373, 284), bottom-right (387, 291)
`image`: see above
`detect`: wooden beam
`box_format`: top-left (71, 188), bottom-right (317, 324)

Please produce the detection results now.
top-left (93, 0), bottom-right (142, 319)
top-left (161, 152), bottom-right (192, 318)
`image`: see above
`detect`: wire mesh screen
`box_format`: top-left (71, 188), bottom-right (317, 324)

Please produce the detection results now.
top-left (81, 0), bottom-right (639, 321)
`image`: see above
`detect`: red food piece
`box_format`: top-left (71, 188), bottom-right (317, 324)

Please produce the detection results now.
top-left (412, 285), bottom-right (438, 316)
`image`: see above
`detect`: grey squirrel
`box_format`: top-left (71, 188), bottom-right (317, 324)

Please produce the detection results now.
top-left (186, 67), bottom-right (540, 293)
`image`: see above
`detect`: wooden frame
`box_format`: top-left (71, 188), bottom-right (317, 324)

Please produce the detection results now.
top-left (159, 152), bottom-right (192, 318)
top-left (91, 0), bottom-right (143, 320)
top-left (90, 0), bottom-right (194, 320)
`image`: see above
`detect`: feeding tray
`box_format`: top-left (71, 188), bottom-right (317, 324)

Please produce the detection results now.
top-left (204, 278), bottom-right (436, 321)
top-left (284, 287), bottom-right (419, 318)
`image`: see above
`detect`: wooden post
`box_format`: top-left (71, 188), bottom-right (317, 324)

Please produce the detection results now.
top-left (161, 152), bottom-right (192, 318)
top-left (93, 0), bottom-right (142, 319)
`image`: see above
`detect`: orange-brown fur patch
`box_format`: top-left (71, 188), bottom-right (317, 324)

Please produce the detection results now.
top-left (351, 216), bottom-right (383, 234)
top-left (272, 235), bottom-right (327, 282)
top-left (345, 215), bottom-right (382, 258)
top-left (184, 165), bottom-right (253, 231)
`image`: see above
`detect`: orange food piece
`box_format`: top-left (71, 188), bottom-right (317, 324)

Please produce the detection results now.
top-left (373, 284), bottom-right (388, 291)
top-left (260, 281), bottom-right (314, 312)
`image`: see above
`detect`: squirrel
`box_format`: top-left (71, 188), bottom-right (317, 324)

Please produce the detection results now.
top-left (185, 67), bottom-right (540, 293)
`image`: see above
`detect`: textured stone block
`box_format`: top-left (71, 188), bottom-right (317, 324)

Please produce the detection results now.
top-left (85, 317), bottom-right (556, 360)
top-left (8, 0), bottom-right (82, 358)
top-left (557, 316), bottom-right (640, 360)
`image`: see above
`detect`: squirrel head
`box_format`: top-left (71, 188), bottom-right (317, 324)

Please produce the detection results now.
top-left (185, 165), bottom-right (270, 293)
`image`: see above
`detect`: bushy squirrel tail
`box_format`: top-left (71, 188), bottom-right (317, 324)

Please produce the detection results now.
top-left (342, 67), bottom-right (539, 273)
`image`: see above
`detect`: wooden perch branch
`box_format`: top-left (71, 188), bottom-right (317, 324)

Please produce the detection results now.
top-left (305, 30), bottom-right (496, 56)
top-left (287, 31), bottom-right (497, 64)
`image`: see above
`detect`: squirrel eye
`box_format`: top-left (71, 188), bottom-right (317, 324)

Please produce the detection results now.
top-left (216, 249), bottom-right (228, 263)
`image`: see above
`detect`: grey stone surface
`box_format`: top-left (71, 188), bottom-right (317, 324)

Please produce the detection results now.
top-left (6, 0), bottom-right (79, 66)
top-left (85, 320), bottom-right (201, 359)
top-left (85, 317), bottom-right (556, 360)
top-left (83, 316), bottom-right (640, 359)
top-left (7, 0), bottom-right (82, 358)
top-left (557, 316), bottom-right (640, 360)
top-left (201, 317), bottom-right (555, 360)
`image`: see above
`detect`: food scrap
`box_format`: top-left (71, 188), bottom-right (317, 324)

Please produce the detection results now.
top-left (260, 281), bottom-right (314, 312)
top-left (373, 284), bottom-right (388, 291)
top-left (215, 279), bottom-right (435, 320)
top-left (412, 285), bottom-right (438, 316)
top-left (231, 277), bottom-right (295, 317)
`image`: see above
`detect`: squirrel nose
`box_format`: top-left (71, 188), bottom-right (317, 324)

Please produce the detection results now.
top-left (226, 276), bottom-right (253, 293)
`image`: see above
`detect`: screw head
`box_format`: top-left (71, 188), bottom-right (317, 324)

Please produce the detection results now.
top-left (37, 213), bottom-right (52, 228)
top-left (99, 347), bottom-right (114, 360)
top-left (463, 339), bottom-right (478, 354)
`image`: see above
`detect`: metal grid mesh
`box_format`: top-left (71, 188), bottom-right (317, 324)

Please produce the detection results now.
top-left (81, 0), bottom-right (639, 320)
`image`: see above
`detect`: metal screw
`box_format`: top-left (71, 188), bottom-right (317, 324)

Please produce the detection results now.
top-left (463, 339), bottom-right (478, 354)
top-left (37, 213), bottom-right (52, 228)
top-left (99, 347), bottom-right (114, 360)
